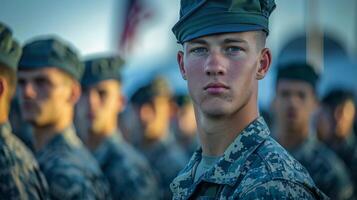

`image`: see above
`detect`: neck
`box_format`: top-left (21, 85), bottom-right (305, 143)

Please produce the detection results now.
top-left (86, 127), bottom-right (115, 151)
top-left (33, 113), bottom-right (73, 151)
top-left (0, 104), bottom-right (8, 123)
top-left (198, 99), bottom-right (259, 156)
top-left (275, 123), bottom-right (309, 149)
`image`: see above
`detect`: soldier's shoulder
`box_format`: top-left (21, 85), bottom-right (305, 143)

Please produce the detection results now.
top-left (239, 179), bottom-right (320, 200)
top-left (238, 137), bottom-right (317, 193)
top-left (234, 137), bottom-right (328, 199)
top-left (0, 132), bottom-right (37, 168)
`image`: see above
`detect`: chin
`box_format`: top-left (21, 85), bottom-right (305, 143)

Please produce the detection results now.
top-left (202, 107), bottom-right (232, 118)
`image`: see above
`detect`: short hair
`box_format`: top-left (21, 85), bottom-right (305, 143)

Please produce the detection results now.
top-left (255, 31), bottom-right (267, 51)
top-left (276, 62), bottom-right (319, 93)
top-left (0, 64), bottom-right (17, 100)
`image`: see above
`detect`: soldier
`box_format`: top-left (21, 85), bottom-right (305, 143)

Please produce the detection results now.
top-left (76, 55), bottom-right (161, 199)
top-left (169, 0), bottom-right (328, 199)
top-left (130, 77), bottom-right (188, 199)
top-left (273, 62), bottom-right (354, 199)
top-left (17, 36), bottom-right (111, 200)
top-left (171, 94), bottom-right (198, 157)
top-left (0, 22), bottom-right (49, 199)
top-left (317, 89), bottom-right (357, 195)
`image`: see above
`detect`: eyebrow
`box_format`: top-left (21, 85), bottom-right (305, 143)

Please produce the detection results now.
top-left (187, 39), bottom-right (208, 45)
top-left (188, 38), bottom-right (248, 46)
top-left (222, 38), bottom-right (248, 44)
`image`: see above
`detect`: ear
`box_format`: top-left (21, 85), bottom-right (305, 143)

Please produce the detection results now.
top-left (177, 51), bottom-right (187, 80)
top-left (0, 78), bottom-right (4, 98)
top-left (139, 104), bottom-right (155, 124)
top-left (69, 81), bottom-right (81, 104)
top-left (116, 93), bottom-right (126, 113)
top-left (256, 48), bottom-right (272, 80)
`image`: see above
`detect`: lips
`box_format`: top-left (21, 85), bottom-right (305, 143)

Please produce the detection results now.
top-left (21, 101), bottom-right (38, 111)
top-left (204, 82), bottom-right (229, 94)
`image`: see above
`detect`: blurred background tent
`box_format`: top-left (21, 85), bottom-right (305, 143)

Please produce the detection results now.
top-left (1, 0), bottom-right (356, 110)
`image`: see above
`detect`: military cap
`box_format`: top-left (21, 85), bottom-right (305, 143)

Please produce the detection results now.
top-left (276, 62), bottom-right (319, 90)
top-left (81, 55), bottom-right (125, 87)
top-left (19, 36), bottom-right (83, 80)
top-left (0, 22), bottom-right (22, 70)
top-left (321, 88), bottom-right (355, 110)
top-left (131, 77), bottom-right (171, 106)
top-left (172, 0), bottom-right (276, 44)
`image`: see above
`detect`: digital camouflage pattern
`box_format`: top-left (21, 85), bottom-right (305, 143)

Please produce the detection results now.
top-left (139, 134), bottom-right (188, 200)
top-left (170, 117), bottom-right (329, 199)
top-left (36, 126), bottom-right (111, 200)
top-left (93, 131), bottom-right (160, 200)
top-left (288, 135), bottom-right (354, 199)
top-left (0, 123), bottom-right (49, 200)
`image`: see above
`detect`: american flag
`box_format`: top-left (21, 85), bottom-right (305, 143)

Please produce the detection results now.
top-left (119, 0), bottom-right (153, 56)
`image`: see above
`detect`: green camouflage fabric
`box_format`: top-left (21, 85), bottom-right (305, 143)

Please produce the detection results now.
top-left (36, 126), bottom-right (111, 200)
top-left (170, 117), bottom-right (328, 199)
top-left (93, 131), bottom-right (161, 200)
top-left (288, 135), bottom-right (354, 199)
top-left (0, 123), bottom-right (49, 200)
top-left (139, 134), bottom-right (188, 200)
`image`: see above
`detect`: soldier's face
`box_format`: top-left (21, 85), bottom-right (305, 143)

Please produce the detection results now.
top-left (177, 31), bottom-right (270, 118)
top-left (78, 80), bottom-right (123, 134)
top-left (17, 68), bottom-right (74, 127)
top-left (274, 80), bottom-right (317, 131)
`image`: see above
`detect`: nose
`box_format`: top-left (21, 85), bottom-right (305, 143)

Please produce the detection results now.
top-left (88, 90), bottom-right (99, 111)
top-left (20, 82), bottom-right (36, 100)
top-left (204, 51), bottom-right (227, 76)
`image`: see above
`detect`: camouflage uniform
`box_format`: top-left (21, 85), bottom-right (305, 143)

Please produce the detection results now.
top-left (0, 123), bottom-right (49, 199)
top-left (170, 117), bottom-right (328, 199)
top-left (93, 131), bottom-right (160, 200)
top-left (288, 135), bottom-right (354, 199)
top-left (36, 126), bottom-right (111, 200)
top-left (140, 134), bottom-right (188, 200)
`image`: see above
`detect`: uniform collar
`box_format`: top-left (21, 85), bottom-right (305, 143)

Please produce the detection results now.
top-left (170, 116), bottom-right (270, 198)
top-left (36, 125), bottom-right (81, 155)
top-left (93, 130), bottom-right (123, 165)
top-left (0, 122), bottom-right (12, 136)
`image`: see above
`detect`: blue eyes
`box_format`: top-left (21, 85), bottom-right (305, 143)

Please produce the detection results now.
top-left (189, 46), bottom-right (243, 55)
top-left (190, 47), bottom-right (207, 54)
top-left (226, 47), bottom-right (242, 53)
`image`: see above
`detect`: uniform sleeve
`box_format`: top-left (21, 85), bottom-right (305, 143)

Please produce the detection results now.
top-left (47, 166), bottom-right (110, 200)
top-left (239, 180), bottom-right (327, 200)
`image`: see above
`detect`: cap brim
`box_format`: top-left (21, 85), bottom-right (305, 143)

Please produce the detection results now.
top-left (180, 24), bottom-right (265, 44)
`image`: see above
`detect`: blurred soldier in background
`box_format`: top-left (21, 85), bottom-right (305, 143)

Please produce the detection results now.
top-left (171, 94), bottom-right (198, 157)
top-left (130, 77), bottom-right (188, 199)
top-left (76, 55), bottom-right (161, 199)
top-left (0, 21), bottom-right (49, 199)
top-left (316, 88), bottom-right (357, 196)
top-left (9, 97), bottom-right (34, 150)
top-left (17, 36), bottom-right (111, 200)
top-left (273, 62), bottom-right (354, 199)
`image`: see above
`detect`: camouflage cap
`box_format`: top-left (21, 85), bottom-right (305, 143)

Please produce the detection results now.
top-left (0, 22), bottom-right (22, 71)
top-left (276, 62), bottom-right (319, 90)
top-left (172, 0), bottom-right (276, 44)
top-left (81, 55), bottom-right (125, 87)
top-left (19, 36), bottom-right (83, 80)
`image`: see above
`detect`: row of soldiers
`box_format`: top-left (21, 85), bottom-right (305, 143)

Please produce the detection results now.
top-left (0, 21), bottom-right (194, 200)
top-left (268, 63), bottom-right (357, 199)
top-left (1, 6), bottom-right (357, 200)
